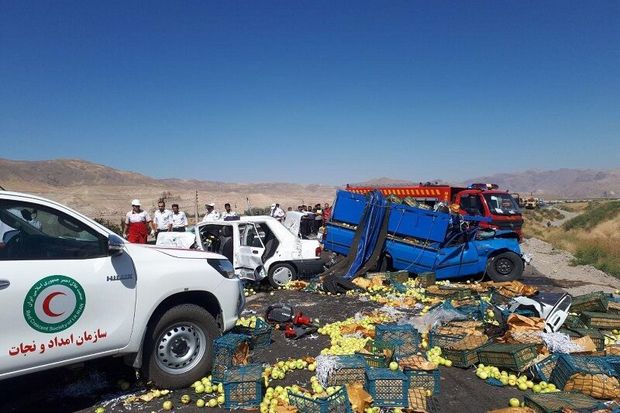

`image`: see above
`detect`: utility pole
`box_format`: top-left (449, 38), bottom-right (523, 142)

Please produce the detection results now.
top-left (194, 190), bottom-right (199, 224)
top-left (246, 197), bottom-right (252, 216)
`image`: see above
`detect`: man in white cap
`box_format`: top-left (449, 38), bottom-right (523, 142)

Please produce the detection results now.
top-left (270, 203), bottom-right (285, 222)
top-left (202, 202), bottom-right (220, 222)
top-left (124, 199), bottom-right (151, 243)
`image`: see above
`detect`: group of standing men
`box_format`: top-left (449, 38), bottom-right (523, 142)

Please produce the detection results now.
top-left (201, 202), bottom-right (238, 222)
top-left (123, 199), bottom-right (331, 244)
top-left (123, 199), bottom-right (188, 244)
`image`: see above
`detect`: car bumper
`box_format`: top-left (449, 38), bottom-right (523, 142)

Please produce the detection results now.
top-left (291, 258), bottom-right (325, 277)
top-left (216, 278), bottom-right (244, 331)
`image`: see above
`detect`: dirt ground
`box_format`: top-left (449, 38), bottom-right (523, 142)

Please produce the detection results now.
top-left (2, 243), bottom-right (618, 413)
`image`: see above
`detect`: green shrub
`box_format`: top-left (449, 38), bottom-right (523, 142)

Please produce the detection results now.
top-left (571, 238), bottom-right (620, 278)
top-left (94, 217), bottom-right (123, 235)
top-left (563, 201), bottom-right (620, 231)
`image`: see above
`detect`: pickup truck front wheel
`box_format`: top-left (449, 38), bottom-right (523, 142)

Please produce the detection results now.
top-left (143, 304), bottom-right (219, 389)
top-left (487, 251), bottom-right (524, 282)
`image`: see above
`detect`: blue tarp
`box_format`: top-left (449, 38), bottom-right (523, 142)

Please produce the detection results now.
top-left (344, 190), bottom-right (388, 278)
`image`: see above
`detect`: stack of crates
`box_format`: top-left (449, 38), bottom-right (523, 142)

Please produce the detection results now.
top-left (549, 354), bottom-right (615, 390)
top-left (571, 291), bottom-right (609, 313)
top-left (581, 311), bottom-right (620, 330)
top-left (223, 363), bottom-right (263, 409)
top-left (231, 318), bottom-right (273, 349)
top-left (211, 333), bottom-right (250, 383)
top-left (375, 324), bottom-right (419, 358)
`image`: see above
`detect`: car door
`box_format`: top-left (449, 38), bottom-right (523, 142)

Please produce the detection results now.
top-left (435, 232), bottom-right (479, 276)
top-left (236, 223), bottom-right (264, 279)
top-left (0, 198), bottom-right (137, 377)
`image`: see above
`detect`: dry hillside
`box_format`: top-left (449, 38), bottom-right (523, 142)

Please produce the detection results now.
top-left (2, 158), bottom-right (619, 224)
top-left (466, 168), bottom-right (620, 198)
top-left (0, 159), bottom-right (337, 223)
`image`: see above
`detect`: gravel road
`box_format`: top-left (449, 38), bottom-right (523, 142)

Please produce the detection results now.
top-left (521, 237), bottom-right (620, 295)
top-left (548, 207), bottom-right (581, 227)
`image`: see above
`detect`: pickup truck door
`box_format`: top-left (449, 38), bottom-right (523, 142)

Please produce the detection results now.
top-left (435, 232), bottom-right (478, 276)
top-left (236, 223), bottom-right (264, 279)
top-left (0, 199), bottom-right (137, 377)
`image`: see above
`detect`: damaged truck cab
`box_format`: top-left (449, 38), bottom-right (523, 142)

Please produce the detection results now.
top-left (323, 190), bottom-right (527, 282)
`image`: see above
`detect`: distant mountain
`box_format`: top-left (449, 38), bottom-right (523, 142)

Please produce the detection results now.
top-left (462, 168), bottom-right (620, 199)
top-left (0, 159), bottom-right (336, 221)
top-left (0, 158), bottom-right (156, 187)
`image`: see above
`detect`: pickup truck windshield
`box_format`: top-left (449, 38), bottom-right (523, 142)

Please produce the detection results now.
top-left (484, 194), bottom-right (520, 215)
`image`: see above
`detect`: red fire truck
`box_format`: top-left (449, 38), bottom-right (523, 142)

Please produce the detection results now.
top-left (345, 183), bottom-right (524, 239)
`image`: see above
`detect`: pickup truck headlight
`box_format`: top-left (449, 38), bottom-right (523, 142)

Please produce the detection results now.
top-left (207, 258), bottom-right (235, 279)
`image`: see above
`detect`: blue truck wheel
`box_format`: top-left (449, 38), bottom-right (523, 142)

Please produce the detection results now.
top-left (487, 251), bottom-right (523, 282)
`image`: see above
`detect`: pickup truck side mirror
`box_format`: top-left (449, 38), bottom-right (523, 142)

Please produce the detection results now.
top-left (108, 234), bottom-right (125, 256)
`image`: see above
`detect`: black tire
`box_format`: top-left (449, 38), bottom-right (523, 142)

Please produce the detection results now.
top-left (143, 304), bottom-right (219, 389)
top-left (486, 251), bottom-right (524, 282)
top-left (377, 253), bottom-right (392, 272)
top-left (267, 263), bottom-right (296, 288)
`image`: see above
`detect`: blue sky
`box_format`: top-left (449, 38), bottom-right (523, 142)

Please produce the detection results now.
top-left (1, 1), bottom-right (619, 184)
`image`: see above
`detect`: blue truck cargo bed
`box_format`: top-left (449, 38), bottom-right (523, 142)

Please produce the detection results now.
top-left (330, 190), bottom-right (450, 244)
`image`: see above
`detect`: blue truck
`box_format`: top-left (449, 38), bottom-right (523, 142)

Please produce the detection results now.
top-left (323, 190), bottom-right (528, 282)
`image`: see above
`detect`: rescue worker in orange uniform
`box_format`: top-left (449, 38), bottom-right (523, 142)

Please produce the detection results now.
top-left (124, 199), bottom-right (152, 244)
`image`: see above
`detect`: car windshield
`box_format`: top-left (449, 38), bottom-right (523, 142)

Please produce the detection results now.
top-left (484, 194), bottom-right (520, 215)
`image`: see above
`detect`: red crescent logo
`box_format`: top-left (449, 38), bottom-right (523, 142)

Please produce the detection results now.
top-left (42, 291), bottom-right (66, 317)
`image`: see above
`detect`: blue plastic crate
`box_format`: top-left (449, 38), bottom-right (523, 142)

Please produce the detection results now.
top-left (550, 354), bottom-right (615, 390)
top-left (365, 368), bottom-right (409, 407)
top-left (456, 300), bottom-right (488, 319)
top-left (605, 356), bottom-right (620, 378)
top-left (356, 340), bottom-right (394, 368)
top-left (288, 387), bottom-right (351, 413)
top-left (326, 355), bottom-right (367, 386)
top-left (223, 363), bottom-right (263, 409)
top-left (404, 369), bottom-right (440, 395)
top-left (525, 392), bottom-right (600, 413)
top-left (375, 324), bottom-right (419, 358)
top-left (232, 318), bottom-right (273, 349)
top-left (211, 333), bottom-right (250, 383)
top-left (532, 354), bottom-right (559, 382)
top-left (428, 332), bottom-right (465, 349)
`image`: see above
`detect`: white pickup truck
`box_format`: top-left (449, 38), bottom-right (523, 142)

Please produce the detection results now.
top-left (0, 191), bottom-right (244, 388)
top-left (157, 216), bottom-right (325, 288)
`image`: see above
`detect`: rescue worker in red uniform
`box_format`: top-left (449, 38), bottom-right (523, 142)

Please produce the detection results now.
top-left (124, 199), bottom-right (152, 244)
